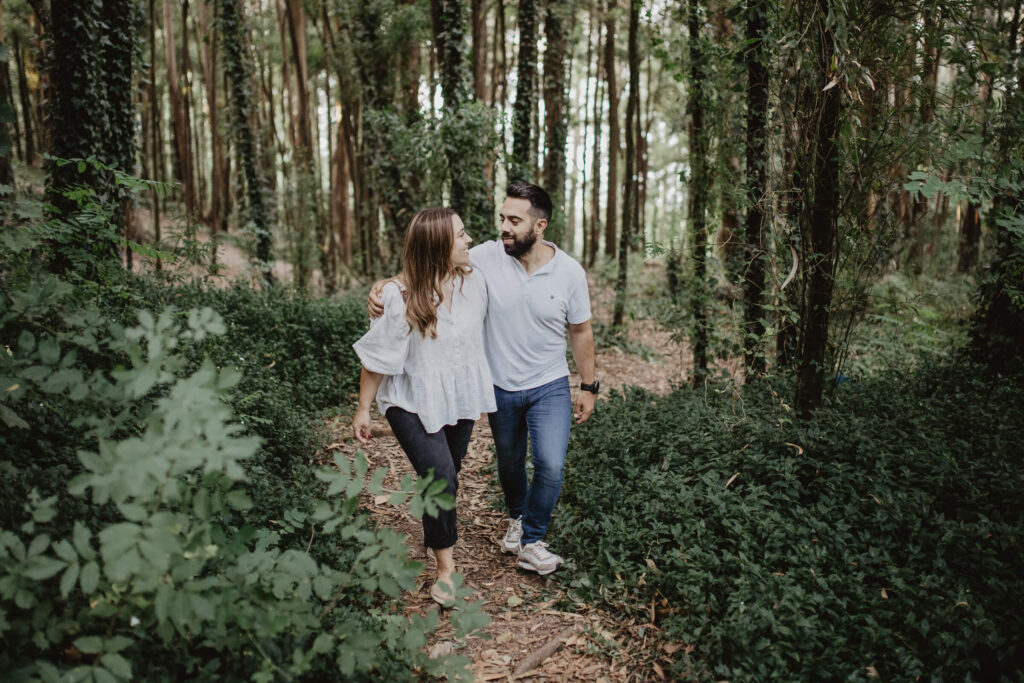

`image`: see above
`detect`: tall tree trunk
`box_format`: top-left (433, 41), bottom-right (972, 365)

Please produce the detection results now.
top-left (956, 202), bottom-right (982, 273)
top-left (0, 8), bottom-right (13, 187)
top-left (613, 0), bottom-right (640, 327)
top-left (742, 0), bottom-right (769, 378)
top-left (285, 0), bottom-right (321, 291)
top-left (196, 0), bottom-right (229, 233)
top-left (542, 0), bottom-right (570, 244)
top-left (13, 35), bottom-right (34, 165)
top-left (588, 6), bottom-right (603, 268)
top-left (217, 0), bottom-right (273, 282)
top-left (164, 0), bottom-right (197, 218)
top-left (471, 0), bottom-right (488, 103)
top-left (603, 1), bottom-right (619, 258)
top-left (490, 0), bottom-right (507, 108)
top-left (510, 0), bottom-right (538, 181)
top-left (687, 0), bottom-right (709, 384)
top-left (148, 0), bottom-right (162, 266)
top-left (795, 1), bottom-right (842, 417)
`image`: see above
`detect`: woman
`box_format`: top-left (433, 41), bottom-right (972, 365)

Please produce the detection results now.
top-left (352, 207), bottom-right (495, 605)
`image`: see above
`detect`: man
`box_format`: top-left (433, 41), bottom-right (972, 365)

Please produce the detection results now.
top-left (369, 182), bottom-right (598, 575)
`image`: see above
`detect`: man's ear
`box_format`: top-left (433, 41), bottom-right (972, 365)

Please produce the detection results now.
top-left (534, 218), bottom-right (548, 234)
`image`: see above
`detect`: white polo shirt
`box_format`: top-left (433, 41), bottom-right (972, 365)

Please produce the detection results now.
top-left (470, 239), bottom-right (591, 392)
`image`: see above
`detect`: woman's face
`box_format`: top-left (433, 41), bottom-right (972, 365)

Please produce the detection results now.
top-left (451, 215), bottom-right (472, 267)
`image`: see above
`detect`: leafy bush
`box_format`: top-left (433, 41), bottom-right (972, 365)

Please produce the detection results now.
top-left (553, 369), bottom-right (1024, 680)
top-left (1, 172), bottom-right (487, 680)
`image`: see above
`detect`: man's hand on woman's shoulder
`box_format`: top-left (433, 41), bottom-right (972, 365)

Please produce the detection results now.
top-left (367, 276), bottom-right (400, 319)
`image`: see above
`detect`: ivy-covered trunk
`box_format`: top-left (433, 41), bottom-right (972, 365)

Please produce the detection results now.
top-left (510, 0), bottom-right (537, 182)
top-left (795, 1), bottom-right (841, 416)
top-left (542, 0), bottom-right (570, 246)
top-left (687, 0), bottom-right (710, 384)
top-left (742, 0), bottom-right (769, 377)
top-left (217, 0), bottom-right (273, 283)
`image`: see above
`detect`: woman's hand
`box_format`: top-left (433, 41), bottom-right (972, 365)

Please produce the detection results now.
top-left (353, 407), bottom-right (373, 444)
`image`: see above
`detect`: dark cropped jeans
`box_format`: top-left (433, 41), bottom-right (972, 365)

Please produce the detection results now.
top-left (385, 406), bottom-right (474, 549)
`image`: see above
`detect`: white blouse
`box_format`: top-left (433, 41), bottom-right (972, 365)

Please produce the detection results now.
top-left (353, 271), bottom-right (496, 433)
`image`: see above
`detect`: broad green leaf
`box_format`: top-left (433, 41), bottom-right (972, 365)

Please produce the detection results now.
top-left (73, 636), bottom-right (103, 654)
top-left (80, 561), bottom-right (100, 594)
top-left (60, 562), bottom-right (80, 598)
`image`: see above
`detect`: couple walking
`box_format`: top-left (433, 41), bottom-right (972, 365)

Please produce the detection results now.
top-left (352, 182), bottom-right (598, 605)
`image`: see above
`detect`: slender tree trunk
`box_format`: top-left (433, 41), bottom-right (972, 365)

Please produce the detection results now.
top-left (148, 0), bottom-right (162, 266)
top-left (510, 0), bottom-right (538, 181)
top-left (285, 0), bottom-right (321, 291)
top-left (588, 7), bottom-right (604, 268)
top-left (795, 0), bottom-right (842, 417)
top-left (687, 0), bottom-right (709, 384)
top-left (13, 35), bottom-right (34, 164)
top-left (613, 0), bottom-right (640, 327)
top-left (0, 9), bottom-right (13, 186)
top-left (490, 0), bottom-right (507, 108)
top-left (164, 0), bottom-right (197, 218)
top-left (580, 3), bottom-right (597, 261)
top-left (604, 2), bottom-right (619, 258)
top-left (742, 0), bottom-right (769, 377)
top-left (542, 0), bottom-right (570, 244)
top-left (956, 202), bottom-right (982, 272)
top-left (196, 0), bottom-right (228, 233)
top-left (218, 0), bottom-right (273, 282)
top-left (471, 0), bottom-right (488, 103)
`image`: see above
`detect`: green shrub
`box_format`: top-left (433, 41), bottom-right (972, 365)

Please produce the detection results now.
top-left (1, 173), bottom-right (487, 680)
top-left (554, 369), bottom-right (1024, 680)
top-left (0, 297), bottom-right (484, 681)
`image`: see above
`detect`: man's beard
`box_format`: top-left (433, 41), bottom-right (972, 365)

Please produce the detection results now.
top-left (502, 231), bottom-right (537, 258)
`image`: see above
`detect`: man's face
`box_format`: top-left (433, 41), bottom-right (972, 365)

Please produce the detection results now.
top-left (499, 197), bottom-right (544, 258)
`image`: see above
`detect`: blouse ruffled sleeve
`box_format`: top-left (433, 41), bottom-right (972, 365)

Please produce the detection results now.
top-left (353, 283), bottom-right (410, 375)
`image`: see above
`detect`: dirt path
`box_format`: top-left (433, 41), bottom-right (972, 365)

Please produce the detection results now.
top-left (324, 275), bottom-right (690, 681)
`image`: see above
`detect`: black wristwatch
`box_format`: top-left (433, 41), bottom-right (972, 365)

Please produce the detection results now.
top-left (580, 380), bottom-right (600, 395)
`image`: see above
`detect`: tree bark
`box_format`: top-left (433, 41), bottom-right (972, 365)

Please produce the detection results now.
top-left (742, 0), bottom-right (769, 378)
top-left (164, 0), bottom-right (197, 218)
top-left (196, 0), bottom-right (229, 233)
top-left (471, 0), bottom-right (488, 103)
top-left (217, 0), bottom-right (273, 282)
top-left (587, 4), bottom-right (604, 269)
top-left (603, 1), bottom-right (619, 258)
top-left (542, 0), bottom-right (570, 245)
top-left (13, 34), bottom-right (34, 165)
top-left (285, 0), bottom-right (322, 291)
top-left (510, 0), bottom-right (538, 181)
top-left (687, 0), bottom-right (709, 384)
top-left (613, 0), bottom-right (640, 327)
top-left (795, 1), bottom-right (842, 417)
top-left (0, 8), bottom-right (13, 186)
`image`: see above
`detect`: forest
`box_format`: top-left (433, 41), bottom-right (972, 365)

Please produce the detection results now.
top-left (1, 0), bottom-right (1022, 680)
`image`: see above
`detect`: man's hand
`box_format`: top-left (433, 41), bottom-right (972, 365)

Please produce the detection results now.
top-left (575, 389), bottom-right (595, 424)
top-left (366, 279), bottom-right (388, 319)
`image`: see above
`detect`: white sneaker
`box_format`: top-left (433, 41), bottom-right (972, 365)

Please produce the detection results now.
top-left (502, 517), bottom-right (523, 554)
top-left (517, 541), bottom-right (563, 575)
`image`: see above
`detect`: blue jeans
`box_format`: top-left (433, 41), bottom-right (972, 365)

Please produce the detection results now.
top-left (488, 376), bottom-right (572, 545)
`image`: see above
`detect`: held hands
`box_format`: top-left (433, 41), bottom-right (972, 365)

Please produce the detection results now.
top-left (353, 407), bottom-right (373, 444)
top-left (575, 390), bottom-right (595, 424)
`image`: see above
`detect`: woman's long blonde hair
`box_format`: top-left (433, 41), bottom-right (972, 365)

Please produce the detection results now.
top-left (399, 207), bottom-right (470, 338)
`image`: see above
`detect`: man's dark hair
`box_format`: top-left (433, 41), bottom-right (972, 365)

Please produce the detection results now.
top-left (506, 181), bottom-right (553, 222)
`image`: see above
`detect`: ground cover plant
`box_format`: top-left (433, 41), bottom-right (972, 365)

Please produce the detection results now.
top-left (553, 368), bottom-right (1024, 680)
top-left (0, 182), bottom-right (487, 680)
